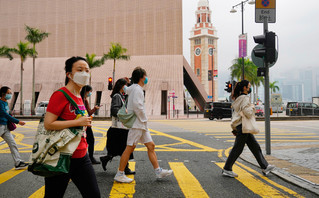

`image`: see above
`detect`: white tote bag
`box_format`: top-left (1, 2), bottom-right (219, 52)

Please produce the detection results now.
top-left (240, 111), bottom-right (260, 134)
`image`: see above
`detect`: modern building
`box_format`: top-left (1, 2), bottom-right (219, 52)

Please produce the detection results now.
top-left (189, 0), bottom-right (218, 101)
top-left (0, 0), bottom-right (209, 117)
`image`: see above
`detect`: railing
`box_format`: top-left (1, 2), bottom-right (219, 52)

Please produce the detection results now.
top-left (287, 107), bottom-right (318, 116)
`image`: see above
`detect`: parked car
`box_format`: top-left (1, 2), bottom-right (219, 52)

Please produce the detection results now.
top-left (255, 106), bottom-right (264, 117)
top-left (204, 102), bottom-right (232, 120)
top-left (36, 101), bottom-right (49, 116)
top-left (286, 102), bottom-right (319, 116)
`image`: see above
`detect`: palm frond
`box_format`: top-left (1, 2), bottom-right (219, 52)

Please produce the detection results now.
top-left (0, 46), bottom-right (13, 60)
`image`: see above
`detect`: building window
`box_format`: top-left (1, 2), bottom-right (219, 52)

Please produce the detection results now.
top-left (197, 69), bottom-right (200, 76)
top-left (195, 39), bottom-right (201, 45)
top-left (208, 38), bottom-right (214, 45)
top-left (197, 16), bottom-right (201, 23)
top-left (207, 16), bottom-right (210, 23)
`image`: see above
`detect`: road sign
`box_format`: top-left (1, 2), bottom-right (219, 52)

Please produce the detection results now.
top-left (251, 44), bottom-right (278, 68)
top-left (239, 34), bottom-right (247, 58)
top-left (255, 0), bottom-right (276, 23)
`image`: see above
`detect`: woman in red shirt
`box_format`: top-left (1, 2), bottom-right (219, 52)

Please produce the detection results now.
top-left (43, 57), bottom-right (100, 198)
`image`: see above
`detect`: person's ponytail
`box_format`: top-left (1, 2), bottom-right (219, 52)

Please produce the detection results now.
top-left (231, 80), bottom-right (249, 100)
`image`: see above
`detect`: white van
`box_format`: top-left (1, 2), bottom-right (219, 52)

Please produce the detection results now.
top-left (36, 101), bottom-right (49, 116)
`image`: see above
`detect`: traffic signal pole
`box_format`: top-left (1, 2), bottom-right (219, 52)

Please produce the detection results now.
top-left (263, 17), bottom-right (271, 155)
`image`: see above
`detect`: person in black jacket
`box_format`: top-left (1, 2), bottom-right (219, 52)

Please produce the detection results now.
top-left (80, 85), bottom-right (101, 164)
top-left (100, 78), bottom-right (135, 174)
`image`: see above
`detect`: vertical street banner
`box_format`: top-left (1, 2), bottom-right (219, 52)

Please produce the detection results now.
top-left (239, 33), bottom-right (247, 58)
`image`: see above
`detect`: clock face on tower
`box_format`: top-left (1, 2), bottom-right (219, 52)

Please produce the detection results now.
top-left (209, 48), bottom-right (214, 56)
top-left (195, 47), bottom-right (201, 56)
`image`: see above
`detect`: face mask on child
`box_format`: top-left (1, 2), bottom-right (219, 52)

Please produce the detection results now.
top-left (5, 94), bottom-right (12, 100)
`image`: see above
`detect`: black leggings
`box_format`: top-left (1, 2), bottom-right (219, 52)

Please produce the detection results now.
top-left (44, 154), bottom-right (100, 198)
top-left (86, 126), bottom-right (95, 159)
top-left (224, 125), bottom-right (268, 171)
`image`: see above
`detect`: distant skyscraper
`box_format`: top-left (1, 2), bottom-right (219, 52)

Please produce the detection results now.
top-left (189, 0), bottom-right (218, 101)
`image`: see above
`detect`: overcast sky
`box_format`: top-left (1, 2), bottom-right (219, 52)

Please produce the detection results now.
top-left (183, 0), bottom-right (319, 82)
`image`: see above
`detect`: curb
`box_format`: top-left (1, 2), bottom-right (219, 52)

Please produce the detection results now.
top-left (240, 152), bottom-right (319, 195)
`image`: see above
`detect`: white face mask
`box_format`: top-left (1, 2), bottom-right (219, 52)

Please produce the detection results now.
top-left (70, 71), bottom-right (90, 86)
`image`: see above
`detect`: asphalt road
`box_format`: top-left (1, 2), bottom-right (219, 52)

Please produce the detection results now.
top-left (0, 119), bottom-right (318, 197)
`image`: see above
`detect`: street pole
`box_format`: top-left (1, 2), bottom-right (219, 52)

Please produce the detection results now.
top-left (241, 1), bottom-right (245, 80)
top-left (263, 16), bottom-right (271, 155)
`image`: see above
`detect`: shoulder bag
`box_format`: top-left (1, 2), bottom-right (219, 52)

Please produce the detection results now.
top-left (239, 111), bottom-right (260, 134)
top-left (28, 89), bottom-right (85, 177)
top-left (117, 95), bottom-right (136, 128)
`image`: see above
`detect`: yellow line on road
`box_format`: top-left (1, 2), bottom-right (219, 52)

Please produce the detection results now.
top-left (148, 129), bottom-right (218, 152)
top-left (169, 162), bottom-right (209, 198)
top-left (215, 163), bottom-right (289, 197)
top-left (226, 140), bottom-right (319, 143)
top-left (91, 128), bottom-right (107, 151)
top-left (109, 161), bottom-right (136, 198)
top-left (0, 168), bottom-right (26, 185)
top-left (28, 186), bottom-right (45, 198)
top-left (238, 163), bottom-right (304, 198)
top-left (215, 136), bottom-right (319, 139)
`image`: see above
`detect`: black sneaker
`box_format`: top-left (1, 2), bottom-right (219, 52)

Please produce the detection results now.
top-left (100, 155), bottom-right (113, 171)
top-left (90, 157), bottom-right (101, 165)
top-left (15, 161), bottom-right (28, 170)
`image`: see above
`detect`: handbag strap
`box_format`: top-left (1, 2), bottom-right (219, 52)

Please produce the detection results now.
top-left (58, 89), bottom-right (84, 116)
top-left (114, 93), bottom-right (125, 106)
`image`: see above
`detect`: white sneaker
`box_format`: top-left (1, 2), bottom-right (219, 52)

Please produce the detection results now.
top-left (222, 169), bottom-right (238, 178)
top-left (156, 168), bottom-right (173, 179)
top-left (262, 165), bottom-right (275, 176)
top-left (114, 174), bottom-right (133, 183)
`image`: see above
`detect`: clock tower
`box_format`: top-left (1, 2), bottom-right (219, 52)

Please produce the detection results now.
top-left (190, 0), bottom-right (218, 101)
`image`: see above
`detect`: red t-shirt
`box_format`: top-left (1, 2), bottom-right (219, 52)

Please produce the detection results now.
top-left (46, 87), bottom-right (88, 158)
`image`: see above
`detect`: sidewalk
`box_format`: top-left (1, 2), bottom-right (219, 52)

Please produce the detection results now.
top-left (241, 142), bottom-right (319, 195)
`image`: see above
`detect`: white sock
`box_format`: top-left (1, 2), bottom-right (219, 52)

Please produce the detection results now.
top-left (117, 170), bottom-right (124, 175)
top-left (155, 167), bottom-right (161, 173)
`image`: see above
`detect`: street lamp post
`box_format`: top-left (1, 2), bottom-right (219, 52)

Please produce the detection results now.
top-left (230, 0), bottom-right (255, 80)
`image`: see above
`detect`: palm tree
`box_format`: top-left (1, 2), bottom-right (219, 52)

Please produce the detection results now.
top-left (25, 25), bottom-right (49, 115)
top-left (85, 53), bottom-right (105, 85)
top-left (269, 81), bottom-right (280, 94)
top-left (11, 41), bottom-right (34, 115)
top-left (103, 42), bottom-right (130, 85)
top-left (0, 46), bottom-right (13, 60)
top-left (230, 58), bottom-right (255, 82)
top-left (230, 57), bottom-right (264, 103)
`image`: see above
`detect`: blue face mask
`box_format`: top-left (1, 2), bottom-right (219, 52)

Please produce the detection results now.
top-left (87, 92), bottom-right (92, 97)
top-left (144, 77), bottom-right (148, 85)
top-left (5, 94), bottom-right (12, 100)
top-left (123, 85), bottom-right (127, 93)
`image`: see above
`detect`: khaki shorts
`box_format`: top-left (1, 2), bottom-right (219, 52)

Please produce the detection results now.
top-left (127, 128), bottom-right (153, 146)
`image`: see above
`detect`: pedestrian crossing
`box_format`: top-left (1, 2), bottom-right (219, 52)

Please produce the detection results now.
top-left (0, 121), bottom-right (313, 197)
top-left (0, 159), bottom-right (304, 198)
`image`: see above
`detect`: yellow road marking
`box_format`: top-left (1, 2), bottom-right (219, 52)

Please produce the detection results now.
top-left (216, 163), bottom-right (289, 197)
top-left (215, 136), bottom-right (319, 139)
top-left (28, 186), bottom-right (45, 198)
top-left (142, 129), bottom-right (218, 152)
top-left (0, 168), bottom-right (26, 185)
top-left (109, 161), bottom-right (136, 198)
top-left (238, 163), bottom-right (304, 198)
top-left (221, 148), bottom-right (303, 197)
top-left (91, 128), bottom-right (107, 151)
top-left (226, 140), bottom-right (319, 143)
top-left (169, 162), bottom-right (209, 198)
